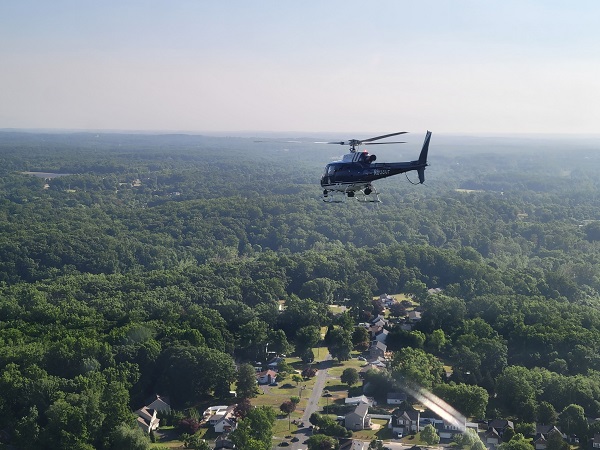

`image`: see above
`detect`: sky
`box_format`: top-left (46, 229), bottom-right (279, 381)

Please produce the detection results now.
top-left (1, 1), bottom-right (600, 135)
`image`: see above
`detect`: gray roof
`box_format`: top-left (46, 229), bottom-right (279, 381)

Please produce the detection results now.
top-left (372, 341), bottom-right (387, 351)
top-left (353, 403), bottom-right (369, 417)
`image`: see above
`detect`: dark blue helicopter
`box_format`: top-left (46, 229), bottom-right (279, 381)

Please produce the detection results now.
top-left (321, 131), bottom-right (431, 202)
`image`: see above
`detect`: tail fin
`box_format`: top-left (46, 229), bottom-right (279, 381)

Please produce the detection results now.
top-left (418, 130), bottom-right (432, 165)
top-left (417, 131), bottom-right (431, 184)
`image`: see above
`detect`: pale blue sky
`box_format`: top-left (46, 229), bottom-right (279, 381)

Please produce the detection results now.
top-left (1, 1), bottom-right (599, 134)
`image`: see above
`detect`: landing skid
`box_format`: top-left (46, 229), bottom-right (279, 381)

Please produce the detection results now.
top-left (322, 190), bottom-right (347, 203)
top-left (322, 186), bottom-right (381, 203)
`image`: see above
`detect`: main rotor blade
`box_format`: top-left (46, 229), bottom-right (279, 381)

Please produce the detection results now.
top-left (254, 140), bottom-right (302, 143)
top-left (364, 141), bottom-right (406, 145)
top-left (361, 131), bottom-right (408, 143)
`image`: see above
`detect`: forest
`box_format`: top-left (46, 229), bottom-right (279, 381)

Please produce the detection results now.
top-left (1, 130), bottom-right (600, 449)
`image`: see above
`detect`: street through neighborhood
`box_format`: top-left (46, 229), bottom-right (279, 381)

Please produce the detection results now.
top-left (285, 353), bottom-right (333, 450)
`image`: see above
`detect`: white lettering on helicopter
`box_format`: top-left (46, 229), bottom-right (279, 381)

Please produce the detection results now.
top-left (373, 169), bottom-right (390, 176)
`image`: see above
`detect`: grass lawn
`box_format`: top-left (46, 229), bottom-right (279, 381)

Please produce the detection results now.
top-left (151, 426), bottom-right (184, 448)
top-left (329, 304), bottom-right (348, 314)
top-left (327, 358), bottom-right (364, 378)
top-left (152, 424), bottom-right (221, 449)
top-left (373, 293), bottom-right (411, 301)
top-left (350, 418), bottom-right (393, 441)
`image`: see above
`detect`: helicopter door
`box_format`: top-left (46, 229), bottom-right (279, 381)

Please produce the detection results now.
top-left (323, 164), bottom-right (337, 185)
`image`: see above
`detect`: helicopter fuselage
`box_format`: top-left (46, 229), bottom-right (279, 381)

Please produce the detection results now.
top-left (321, 151), bottom-right (426, 193)
top-left (320, 130), bottom-right (431, 201)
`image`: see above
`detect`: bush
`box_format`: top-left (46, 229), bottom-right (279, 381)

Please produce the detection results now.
top-left (178, 417), bottom-right (201, 434)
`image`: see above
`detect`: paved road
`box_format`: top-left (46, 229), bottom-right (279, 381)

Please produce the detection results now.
top-left (286, 353), bottom-right (333, 450)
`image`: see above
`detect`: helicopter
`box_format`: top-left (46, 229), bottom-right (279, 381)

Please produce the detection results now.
top-left (320, 130), bottom-right (431, 202)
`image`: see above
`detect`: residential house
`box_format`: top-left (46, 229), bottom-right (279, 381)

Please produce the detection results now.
top-left (345, 403), bottom-right (371, 431)
top-left (390, 408), bottom-right (420, 436)
top-left (407, 311), bottom-right (422, 323)
top-left (369, 341), bottom-right (387, 359)
top-left (215, 416), bottom-right (237, 434)
top-left (536, 425), bottom-right (564, 438)
top-left (369, 315), bottom-right (388, 331)
top-left (369, 324), bottom-right (384, 337)
top-left (387, 392), bottom-right (407, 405)
top-left (135, 394), bottom-right (170, 433)
top-left (487, 419), bottom-right (515, 438)
top-left (593, 434), bottom-right (600, 449)
top-left (204, 405), bottom-right (228, 420)
top-left (534, 427), bottom-right (566, 450)
top-left (484, 427), bottom-right (501, 446)
top-left (208, 407), bottom-right (230, 425)
top-left (145, 394), bottom-right (171, 414)
top-left (256, 369), bottom-right (277, 385)
top-left (381, 294), bottom-right (396, 307)
top-left (267, 357), bottom-right (284, 370)
top-left (370, 314), bottom-right (386, 324)
top-left (213, 405), bottom-right (237, 433)
top-left (345, 395), bottom-right (373, 406)
top-left (373, 328), bottom-right (389, 343)
top-left (534, 434), bottom-right (548, 450)
top-left (420, 413), bottom-right (467, 440)
top-left (365, 356), bottom-right (386, 368)
top-left (135, 406), bottom-right (160, 433)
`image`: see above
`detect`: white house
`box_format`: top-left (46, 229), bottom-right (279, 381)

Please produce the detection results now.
top-left (256, 369), bottom-right (277, 385)
top-left (420, 413), bottom-right (467, 440)
top-left (206, 406), bottom-right (229, 424)
top-left (135, 406), bottom-right (160, 433)
top-left (345, 403), bottom-right (371, 431)
top-left (387, 392), bottom-right (407, 405)
top-left (214, 406), bottom-right (237, 434)
top-left (345, 395), bottom-right (373, 406)
top-left (135, 394), bottom-right (168, 434)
